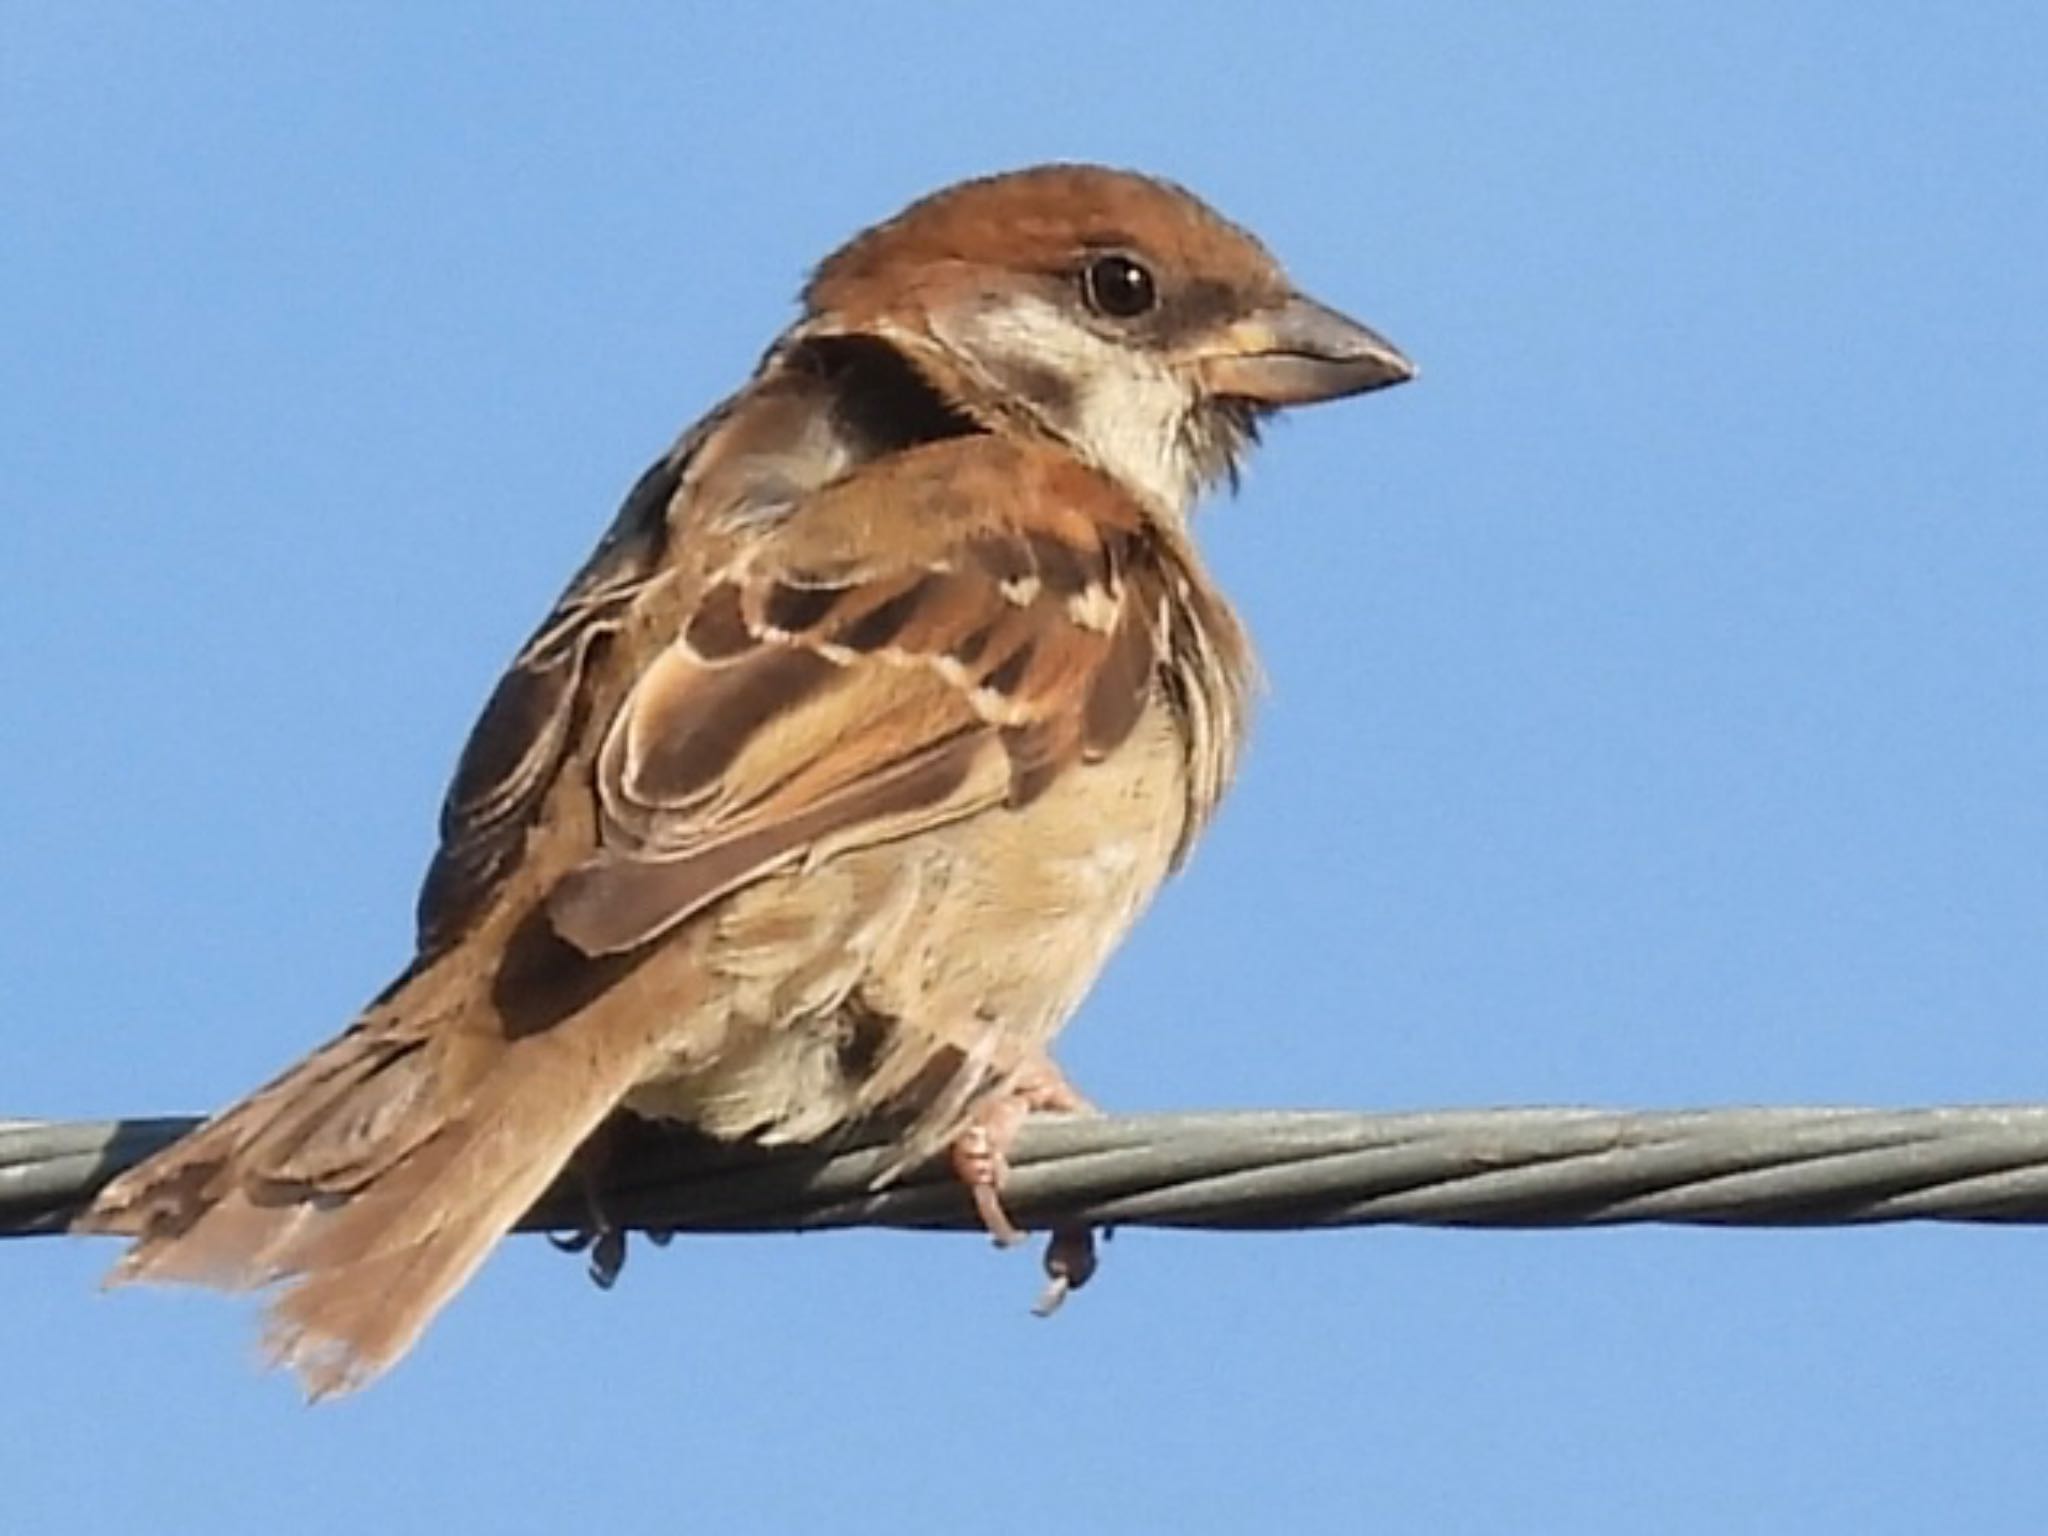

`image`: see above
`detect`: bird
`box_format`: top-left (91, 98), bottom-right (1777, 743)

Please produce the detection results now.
top-left (77, 163), bottom-right (1414, 1397)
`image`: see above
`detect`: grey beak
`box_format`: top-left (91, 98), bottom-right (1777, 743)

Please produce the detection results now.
top-left (1195, 294), bottom-right (1415, 406)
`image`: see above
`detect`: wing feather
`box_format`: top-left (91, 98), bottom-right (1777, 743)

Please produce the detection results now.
top-left (548, 440), bottom-right (1171, 956)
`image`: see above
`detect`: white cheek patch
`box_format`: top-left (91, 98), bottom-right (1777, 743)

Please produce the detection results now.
top-left (934, 295), bottom-right (1204, 519)
top-left (1073, 365), bottom-right (1202, 518)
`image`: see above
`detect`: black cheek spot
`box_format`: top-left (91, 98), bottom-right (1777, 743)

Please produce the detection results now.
top-left (797, 335), bottom-right (983, 452)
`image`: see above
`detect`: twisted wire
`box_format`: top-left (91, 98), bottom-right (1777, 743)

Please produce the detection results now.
top-left (9, 1104), bottom-right (2048, 1239)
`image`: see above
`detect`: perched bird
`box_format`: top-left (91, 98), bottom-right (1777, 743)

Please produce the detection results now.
top-left (79, 163), bottom-right (1413, 1396)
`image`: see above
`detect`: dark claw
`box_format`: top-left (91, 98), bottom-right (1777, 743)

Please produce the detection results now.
top-left (1032, 1224), bottom-right (1098, 1317)
top-left (549, 1222), bottom-right (630, 1288)
top-left (588, 1227), bottom-right (628, 1290)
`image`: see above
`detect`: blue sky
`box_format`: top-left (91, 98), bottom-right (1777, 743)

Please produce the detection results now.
top-left (5, 6), bottom-right (2047, 1531)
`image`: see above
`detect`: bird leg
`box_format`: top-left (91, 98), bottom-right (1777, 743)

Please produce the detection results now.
top-left (950, 1094), bottom-right (1034, 1248)
top-left (547, 1114), bottom-right (670, 1289)
top-left (946, 1056), bottom-right (1101, 1315)
top-left (1032, 1224), bottom-right (1100, 1318)
top-left (547, 1174), bottom-right (627, 1291)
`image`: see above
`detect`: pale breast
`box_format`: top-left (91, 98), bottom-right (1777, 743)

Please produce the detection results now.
top-left (620, 694), bottom-right (1190, 1152)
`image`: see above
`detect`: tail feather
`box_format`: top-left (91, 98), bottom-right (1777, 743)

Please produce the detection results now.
top-left (260, 1098), bottom-right (603, 1400)
top-left (80, 978), bottom-right (665, 1398)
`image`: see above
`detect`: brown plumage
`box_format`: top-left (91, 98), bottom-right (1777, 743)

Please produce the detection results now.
top-left (77, 163), bottom-right (1413, 1396)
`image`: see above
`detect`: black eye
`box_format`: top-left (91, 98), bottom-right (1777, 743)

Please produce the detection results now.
top-left (1081, 254), bottom-right (1157, 319)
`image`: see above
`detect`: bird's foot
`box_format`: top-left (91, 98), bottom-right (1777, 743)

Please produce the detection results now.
top-left (950, 1093), bottom-right (1033, 1247)
top-left (548, 1117), bottom-right (672, 1289)
top-left (1031, 1224), bottom-right (1099, 1317)
top-left (548, 1220), bottom-right (629, 1289)
top-left (945, 1056), bottom-right (1102, 1314)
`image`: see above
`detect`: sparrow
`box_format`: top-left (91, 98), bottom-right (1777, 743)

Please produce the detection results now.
top-left (78, 163), bottom-right (1413, 1396)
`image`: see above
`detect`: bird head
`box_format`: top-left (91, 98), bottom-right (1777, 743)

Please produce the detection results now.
top-left (796, 164), bottom-right (1414, 519)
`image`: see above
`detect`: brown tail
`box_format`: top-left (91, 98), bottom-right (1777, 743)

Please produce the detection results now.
top-left (79, 963), bottom-right (666, 1399)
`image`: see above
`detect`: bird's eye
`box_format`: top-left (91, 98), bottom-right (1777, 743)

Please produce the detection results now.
top-left (1081, 254), bottom-right (1158, 319)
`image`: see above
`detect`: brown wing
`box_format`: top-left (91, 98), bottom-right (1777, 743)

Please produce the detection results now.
top-left (412, 401), bottom-right (745, 954)
top-left (547, 438), bottom-right (1165, 956)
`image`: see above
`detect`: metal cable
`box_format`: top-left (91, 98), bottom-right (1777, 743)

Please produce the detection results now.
top-left (11, 1104), bottom-right (2048, 1240)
